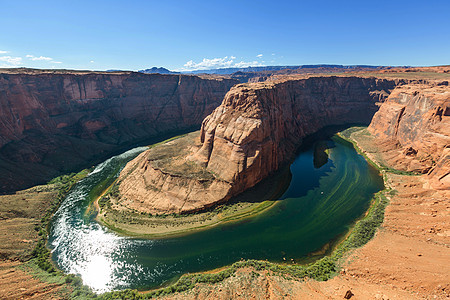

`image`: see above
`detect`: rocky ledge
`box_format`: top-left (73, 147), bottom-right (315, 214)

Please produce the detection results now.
top-left (117, 76), bottom-right (397, 214)
top-left (368, 82), bottom-right (450, 189)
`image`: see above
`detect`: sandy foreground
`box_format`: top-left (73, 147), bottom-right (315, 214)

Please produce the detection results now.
top-left (0, 128), bottom-right (448, 299)
top-left (0, 185), bottom-right (70, 299)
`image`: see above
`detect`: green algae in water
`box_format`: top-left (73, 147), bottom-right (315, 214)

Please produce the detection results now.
top-left (48, 135), bottom-right (383, 292)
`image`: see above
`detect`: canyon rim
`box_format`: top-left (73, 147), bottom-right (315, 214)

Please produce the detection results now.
top-left (1, 1), bottom-right (450, 298)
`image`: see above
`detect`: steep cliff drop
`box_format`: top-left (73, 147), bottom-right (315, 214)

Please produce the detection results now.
top-left (117, 76), bottom-right (397, 214)
top-left (0, 70), bottom-right (238, 192)
top-left (368, 82), bottom-right (450, 190)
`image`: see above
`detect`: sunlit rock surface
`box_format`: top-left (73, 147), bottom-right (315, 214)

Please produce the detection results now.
top-left (368, 82), bottom-right (450, 189)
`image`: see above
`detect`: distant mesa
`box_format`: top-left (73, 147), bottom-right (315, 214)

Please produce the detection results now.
top-left (138, 67), bottom-right (180, 74)
top-left (136, 64), bottom-right (383, 76)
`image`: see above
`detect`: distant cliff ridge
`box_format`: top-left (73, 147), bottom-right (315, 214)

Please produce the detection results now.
top-left (0, 71), bottom-right (238, 192)
top-left (186, 64), bottom-right (383, 75)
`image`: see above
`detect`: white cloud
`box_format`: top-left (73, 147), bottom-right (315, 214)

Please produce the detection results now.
top-left (90, 60), bottom-right (95, 63)
top-left (0, 50), bottom-right (9, 54)
top-left (26, 54), bottom-right (53, 61)
top-left (233, 60), bottom-right (262, 68)
top-left (183, 56), bottom-right (235, 70)
top-left (181, 56), bottom-right (263, 71)
top-left (256, 54), bottom-right (263, 58)
top-left (24, 54), bottom-right (63, 65)
top-left (0, 56), bottom-right (23, 67)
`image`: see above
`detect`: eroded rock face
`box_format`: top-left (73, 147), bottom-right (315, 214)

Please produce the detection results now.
top-left (368, 83), bottom-right (450, 189)
top-left (192, 77), bottom-right (397, 196)
top-left (119, 76), bottom-right (397, 214)
top-left (117, 132), bottom-right (233, 214)
top-left (0, 72), bottom-right (237, 192)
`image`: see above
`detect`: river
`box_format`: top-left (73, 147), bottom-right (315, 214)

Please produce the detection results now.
top-left (48, 134), bottom-right (383, 293)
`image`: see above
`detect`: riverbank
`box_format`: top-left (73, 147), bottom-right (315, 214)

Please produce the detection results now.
top-left (95, 169), bottom-right (289, 238)
top-left (0, 171), bottom-right (95, 299)
top-left (47, 127), bottom-right (386, 294)
top-left (155, 126), bottom-right (449, 299)
top-left (4, 126), bottom-right (448, 299)
top-left (97, 126), bottom-right (449, 299)
top-left (95, 133), bottom-right (291, 238)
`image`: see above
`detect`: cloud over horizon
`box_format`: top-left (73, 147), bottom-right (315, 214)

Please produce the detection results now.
top-left (0, 52), bottom-right (63, 67)
top-left (0, 56), bottom-right (23, 67)
top-left (181, 56), bottom-right (263, 71)
top-left (26, 54), bottom-right (53, 61)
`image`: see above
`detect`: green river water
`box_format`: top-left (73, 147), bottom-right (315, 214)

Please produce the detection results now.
top-left (48, 133), bottom-right (383, 293)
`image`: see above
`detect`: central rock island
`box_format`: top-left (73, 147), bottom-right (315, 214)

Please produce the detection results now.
top-left (112, 76), bottom-right (397, 215)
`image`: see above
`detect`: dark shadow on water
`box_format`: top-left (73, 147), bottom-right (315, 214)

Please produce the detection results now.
top-left (313, 140), bottom-right (329, 169)
top-left (219, 124), bottom-right (359, 208)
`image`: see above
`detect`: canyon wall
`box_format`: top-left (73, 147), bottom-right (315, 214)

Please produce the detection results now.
top-left (0, 71), bottom-right (237, 192)
top-left (192, 76), bottom-right (397, 196)
top-left (368, 82), bottom-right (450, 189)
top-left (118, 76), bottom-right (398, 214)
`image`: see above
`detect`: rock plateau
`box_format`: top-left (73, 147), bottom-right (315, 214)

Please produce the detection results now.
top-left (117, 76), bottom-right (398, 214)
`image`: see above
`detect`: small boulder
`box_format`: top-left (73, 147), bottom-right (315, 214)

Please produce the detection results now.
top-left (344, 290), bottom-right (354, 299)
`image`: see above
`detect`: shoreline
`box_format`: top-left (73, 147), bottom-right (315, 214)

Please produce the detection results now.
top-left (7, 126), bottom-right (445, 299)
top-left (94, 128), bottom-right (370, 240)
top-left (97, 197), bottom-right (280, 239)
top-left (94, 173), bottom-right (287, 239)
top-left (93, 131), bottom-right (293, 239)
top-left (100, 126), bottom-right (396, 298)
top-left (141, 125), bottom-right (449, 299)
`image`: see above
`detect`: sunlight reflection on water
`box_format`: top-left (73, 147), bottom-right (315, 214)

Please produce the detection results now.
top-left (49, 147), bottom-right (148, 293)
top-left (48, 138), bottom-right (383, 293)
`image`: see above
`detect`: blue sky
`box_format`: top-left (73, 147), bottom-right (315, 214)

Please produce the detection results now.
top-left (1, 0), bottom-right (449, 71)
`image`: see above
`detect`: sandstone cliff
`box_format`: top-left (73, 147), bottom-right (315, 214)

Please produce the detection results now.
top-left (368, 82), bottom-right (450, 189)
top-left (118, 76), bottom-right (397, 214)
top-left (0, 71), bottom-right (237, 192)
top-left (117, 132), bottom-right (233, 214)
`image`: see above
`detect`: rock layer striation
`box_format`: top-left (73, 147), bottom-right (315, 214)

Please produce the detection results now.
top-left (368, 82), bottom-right (450, 189)
top-left (0, 71), bottom-right (237, 192)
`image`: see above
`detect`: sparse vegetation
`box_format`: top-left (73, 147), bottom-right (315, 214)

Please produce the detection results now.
top-left (98, 188), bottom-right (391, 299)
top-left (21, 169), bottom-right (100, 299)
top-left (21, 126), bottom-right (394, 299)
top-left (338, 127), bottom-right (420, 176)
top-left (96, 127), bottom-right (393, 299)
top-left (96, 159), bottom-right (290, 239)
